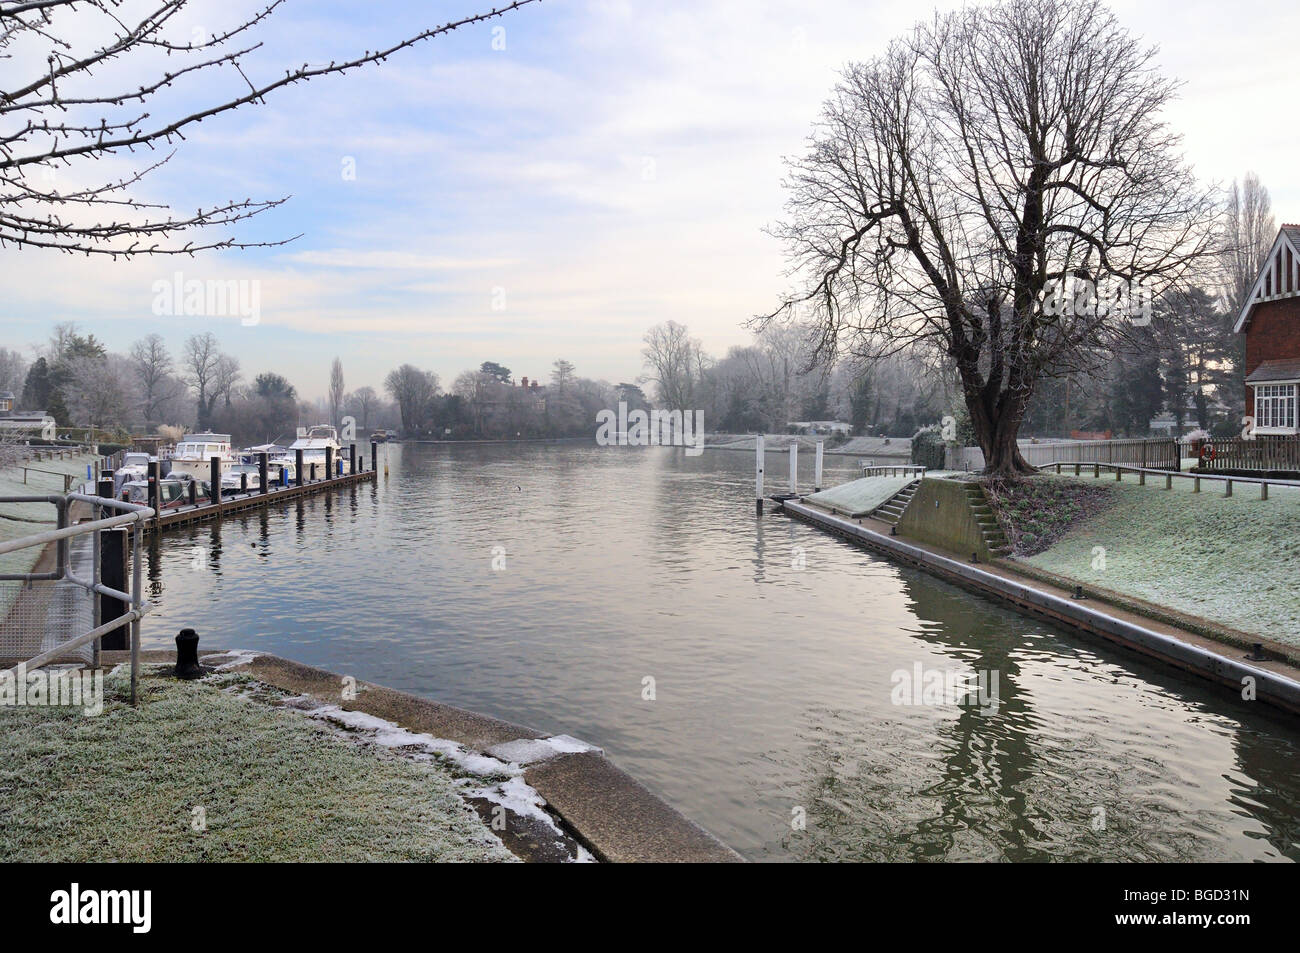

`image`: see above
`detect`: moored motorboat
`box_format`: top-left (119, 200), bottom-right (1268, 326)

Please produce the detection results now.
top-left (169, 433), bottom-right (234, 481)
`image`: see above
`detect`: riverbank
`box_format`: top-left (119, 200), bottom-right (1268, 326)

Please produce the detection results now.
top-left (780, 498), bottom-right (1300, 716)
top-left (1004, 472), bottom-right (1300, 652)
top-left (0, 648), bottom-right (741, 863)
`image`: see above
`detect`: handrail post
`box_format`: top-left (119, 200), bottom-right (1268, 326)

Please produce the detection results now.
top-left (131, 520), bottom-right (142, 706)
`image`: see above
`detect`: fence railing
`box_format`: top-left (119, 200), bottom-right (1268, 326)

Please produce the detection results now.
top-left (861, 464), bottom-right (927, 478)
top-left (1194, 437), bottom-right (1300, 472)
top-left (0, 492), bottom-right (154, 704)
top-left (948, 437), bottom-right (1180, 471)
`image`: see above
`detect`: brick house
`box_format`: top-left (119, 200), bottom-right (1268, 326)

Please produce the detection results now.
top-left (1234, 224), bottom-right (1300, 435)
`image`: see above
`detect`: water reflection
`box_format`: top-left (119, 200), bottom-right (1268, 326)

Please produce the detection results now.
top-left (137, 442), bottom-right (1300, 861)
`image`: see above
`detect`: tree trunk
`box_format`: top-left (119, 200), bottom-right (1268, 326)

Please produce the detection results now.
top-left (967, 390), bottom-right (1036, 478)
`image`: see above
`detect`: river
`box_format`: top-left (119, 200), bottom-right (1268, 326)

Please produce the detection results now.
top-left (140, 442), bottom-right (1300, 861)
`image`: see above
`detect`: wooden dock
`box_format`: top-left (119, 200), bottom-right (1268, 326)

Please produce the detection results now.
top-left (145, 469), bottom-right (376, 533)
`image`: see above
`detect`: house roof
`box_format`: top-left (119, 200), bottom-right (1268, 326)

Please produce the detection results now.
top-left (1245, 359), bottom-right (1300, 383)
top-left (1234, 226), bottom-right (1300, 334)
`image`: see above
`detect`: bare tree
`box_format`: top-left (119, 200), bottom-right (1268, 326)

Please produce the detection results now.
top-left (328, 357), bottom-right (345, 429)
top-left (0, 0), bottom-right (536, 257)
top-left (1220, 173), bottom-right (1276, 315)
top-left (129, 333), bottom-right (183, 427)
top-left (63, 352), bottom-right (132, 428)
top-left (384, 364), bottom-right (438, 435)
top-left (182, 331), bottom-right (219, 428)
top-left (346, 385), bottom-right (379, 430)
top-left (0, 346), bottom-right (26, 394)
top-left (761, 0), bottom-right (1219, 475)
top-left (641, 321), bottom-right (705, 412)
top-left (213, 354), bottom-right (240, 410)
top-left (550, 359), bottom-right (575, 393)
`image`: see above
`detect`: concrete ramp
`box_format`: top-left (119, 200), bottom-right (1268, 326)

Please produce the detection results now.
top-left (803, 475), bottom-right (916, 518)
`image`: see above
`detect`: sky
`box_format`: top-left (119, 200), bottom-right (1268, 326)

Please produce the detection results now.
top-left (2, 0), bottom-right (1299, 400)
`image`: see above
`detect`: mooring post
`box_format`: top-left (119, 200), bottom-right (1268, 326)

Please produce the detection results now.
top-left (99, 528), bottom-right (128, 650)
top-left (325, 446), bottom-right (334, 482)
top-left (188, 480), bottom-right (197, 506)
top-left (259, 452), bottom-right (269, 494)
top-left (240, 471), bottom-right (247, 494)
top-left (755, 434), bottom-right (764, 515)
top-left (371, 441), bottom-right (378, 474)
top-left (349, 444), bottom-right (356, 476)
top-left (789, 442), bottom-right (798, 494)
top-left (310, 462), bottom-right (317, 482)
top-left (174, 628), bottom-right (204, 679)
top-left (148, 459), bottom-right (160, 516)
top-left (295, 448), bottom-right (305, 487)
top-left (814, 441), bottom-right (824, 493)
top-left (210, 456), bottom-right (221, 504)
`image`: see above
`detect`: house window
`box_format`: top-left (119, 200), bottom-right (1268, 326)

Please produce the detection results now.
top-left (1255, 384), bottom-right (1297, 430)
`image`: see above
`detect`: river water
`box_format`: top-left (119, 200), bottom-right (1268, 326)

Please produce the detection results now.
top-left (140, 442), bottom-right (1300, 861)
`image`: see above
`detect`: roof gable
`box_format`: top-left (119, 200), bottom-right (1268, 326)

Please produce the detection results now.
top-left (1234, 225), bottom-right (1300, 334)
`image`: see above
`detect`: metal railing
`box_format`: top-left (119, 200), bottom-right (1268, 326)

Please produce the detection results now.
top-left (861, 463), bottom-right (928, 478)
top-left (1040, 460), bottom-right (1300, 499)
top-left (0, 492), bottom-right (155, 704)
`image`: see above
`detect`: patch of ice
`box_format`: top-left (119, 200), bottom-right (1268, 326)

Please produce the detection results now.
top-left (486, 733), bottom-right (602, 765)
top-left (204, 649), bottom-right (260, 671)
top-left (307, 705), bottom-right (519, 778)
top-left (469, 776), bottom-right (562, 834)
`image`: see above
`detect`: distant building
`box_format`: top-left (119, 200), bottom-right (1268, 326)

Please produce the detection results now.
top-left (788, 420), bottom-right (853, 436)
top-left (0, 390), bottom-right (55, 436)
top-left (1234, 224), bottom-right (1300, 434)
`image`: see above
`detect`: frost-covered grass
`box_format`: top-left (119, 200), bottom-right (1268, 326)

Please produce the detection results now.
top-left (1022, 473), bottom-right (1300, 645)
top-left (0, 668), bottom-right (516, 862)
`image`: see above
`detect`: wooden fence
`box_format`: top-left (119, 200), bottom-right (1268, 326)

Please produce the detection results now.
top-left (948, 437), bottom-right (1180, 471)
top-left (1196, 437), bottom-right (1300, 472)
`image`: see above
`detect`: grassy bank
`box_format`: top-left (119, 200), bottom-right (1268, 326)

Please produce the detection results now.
top-left (993, 472), bottom-right (1300, 647)
top-left (0, 667), bottom-right (515, 862)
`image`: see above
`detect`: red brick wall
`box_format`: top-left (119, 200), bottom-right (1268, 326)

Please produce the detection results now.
top-left (1243, 297), bottom-right (1300, 416)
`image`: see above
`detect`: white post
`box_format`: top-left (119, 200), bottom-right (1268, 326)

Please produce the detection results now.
top-left (789, 442), bottom-right (799, 494)
top-left (755, 435), bottom-right (764, 514)
top-left (814, 441), bottom-right (824, 492)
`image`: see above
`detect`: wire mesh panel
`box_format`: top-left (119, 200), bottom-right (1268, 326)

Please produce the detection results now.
top-left (0, 534), bottom-right (95, 664)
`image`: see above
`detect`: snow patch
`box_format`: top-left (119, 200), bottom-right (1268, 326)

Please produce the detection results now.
top-left (486, 733), bottom-right (602, 765)
top-left (306, 705), bottom-right (519, 778)
top-left (203, 649), bottom-right (261, 671)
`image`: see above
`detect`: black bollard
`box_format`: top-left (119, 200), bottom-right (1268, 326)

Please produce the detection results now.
top-left (174, 628), bottom-right (204, 679)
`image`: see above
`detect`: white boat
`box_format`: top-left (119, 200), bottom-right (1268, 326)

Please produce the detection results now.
top-left (239, 444), bottom-right (295, 486)
top-left (221, 463), bottom-right (262, 495)
top-left (169, 433), bottom-right (234, 481)
top-left (289, 425), bottom-right (351, 478)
